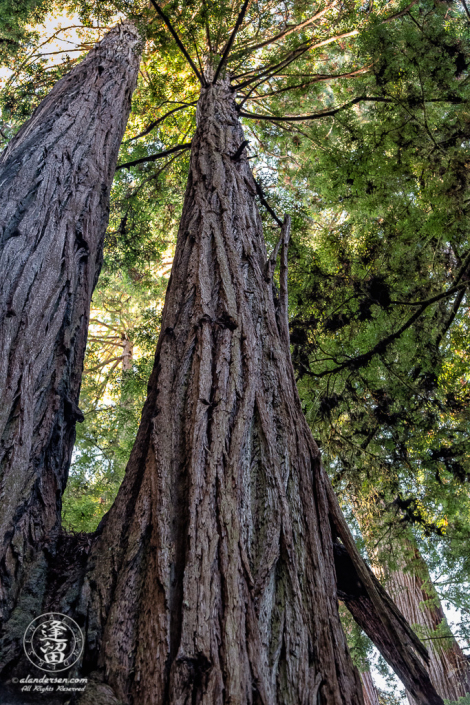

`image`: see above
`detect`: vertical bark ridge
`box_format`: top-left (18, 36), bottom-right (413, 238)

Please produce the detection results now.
top-left (77, 78), bottom-right (365, 705)
top-left (0, 21), bottom-right (141, 663)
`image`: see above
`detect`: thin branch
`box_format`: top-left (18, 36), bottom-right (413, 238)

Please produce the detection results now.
top-left (91, 360), bottom-right (122, 404)
top-left (85, 356), bottom-right (124, 374)
top-left (126, 102), bottom-right (197, 143)
top-left (381, 0), bottom-right (419, 23)
top-left (190, 29), bottom-right (205, 77)
top-left (233, 40), bottom-right (314, 86)
top-left (436, 288), bottom-right (466, 349)
top-left (213, 0), bottom-right (251, 83)
top-left (149, 0), bottom-right (206, 86)
top-left (241, 65), bottom-right (372, 105)
top-left (278, 215), bottom-right (292, 346)
top-left (233, 30), bottom-right (359, 88)
top-left (254, 180), bottom-right (283, 226)
top-left (235, 2), bottom-right (336, 56)
top-left (239, 96), bottom-right (391, 122)
top-left (89, 319), bottom-right (123, 333)
top-left (389, 283), bottom-right (467, 306)
top-left (88, 337), bottom-right (125, 344)
top-left (461, 0), bottom-right (470, 20)
top-left (311, 282), bottom-right (468, 378)
top-left (116, 142), bottom-right (192, 170)
top-left (201, 0), bottom-right (213, 53)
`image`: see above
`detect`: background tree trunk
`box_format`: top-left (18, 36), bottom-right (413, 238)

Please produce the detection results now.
top-left (361, 670), bottom-right (380, 705)
top-left (0, 20), bottom-right (141, 655)
top-left (385, 544), bottom-right (470, 704)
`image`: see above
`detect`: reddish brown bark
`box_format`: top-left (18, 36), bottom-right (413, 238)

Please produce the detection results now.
top-left (0, 20), bottom-right (141, 659)
top-left (72, 77), bottom-right (441, 705)
top-left (73, 76), bottom-right (365, 705)
top-left (332, 540), bottom-right (443, 705)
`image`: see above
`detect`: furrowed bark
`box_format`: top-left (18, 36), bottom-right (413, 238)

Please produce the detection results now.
top-left (69, 78), bottom-right (441, 705)
top-left (75, 75), bottom-right (365, 705)
top-left (332, 536), bottom-right (443, 705)
top-left (0, 21), bottom-right (141, 662)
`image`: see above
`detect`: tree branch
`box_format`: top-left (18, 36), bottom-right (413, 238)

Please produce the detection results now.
top-left (436, 289), bottom-right (466, 349)
top-left (311, 283), bottom-right (468, 378)
top-left (240, 66), bottom-right (372, 106)
top-left (85, 356), bottom-right (124, 374)
top-left (389, 283), bottom-right (467, 306)
top-left (149, 0), bottom-right (206, 86)
top-left (234, 2), bottom-right (336, 56)
top-left (116, 142), bottom-right (192, 170)
top-left (213, 0), bottom-right (251, 84)
top-left (254, 179), bottom-right (283, 226)
top-left (233, 30), bottom-right (359, 89)
top-left (381, 0), bottom-right (419, 23)
top-left (461, 0), bottom-right (470, 20)
top-left (126, 102), bottom-right (197, 142)
top-left (239, 96), bottom-right (391, 122)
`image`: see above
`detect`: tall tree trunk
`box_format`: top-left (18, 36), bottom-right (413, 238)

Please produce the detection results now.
top-left (361, 670), bottom-right (380, 705)
top-left (385, 543), bottom-right (470, 703)
top-left (0, 75), bottom-right (444, 705)
top-left (74, 75), bottom-right (366, 705)
top-left (74, 77), bottom-right (440, 705)
top-left (0, 20), bottom-right (141, 646)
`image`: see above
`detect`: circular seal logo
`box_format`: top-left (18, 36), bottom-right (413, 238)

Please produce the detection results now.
top-left (23, 613), bottom-right (84, 672)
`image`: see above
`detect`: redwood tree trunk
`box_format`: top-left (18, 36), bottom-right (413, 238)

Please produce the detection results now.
top-left (75, 75), bottom-right (365, 705)
top-left (361, 670), bottom-right (380, 705)
top-left (0, 73), bottom-right (444, 705)
top-left (0, 20), bottom-right (141, 647)
top-left (70, 77), bottom-right (440, 705)
top-left (385, 544), bottom-right (470, 703)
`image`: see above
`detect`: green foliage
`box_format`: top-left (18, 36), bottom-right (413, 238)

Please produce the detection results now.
top-left (62, 234), bottom-right (176, 531)
top-left (0, 0), bottom-right (48, 56)
top-left (266, 0), bottom-right (470, 626)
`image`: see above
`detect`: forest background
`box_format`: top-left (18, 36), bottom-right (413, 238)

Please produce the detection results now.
top-left (1, 0), bottom-right (469, 701)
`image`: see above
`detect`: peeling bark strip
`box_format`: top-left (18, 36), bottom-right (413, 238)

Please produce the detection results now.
top-left (70, 80), bottom-right (442, 705)
top-left (0, 21), bottom-right (141, 640)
